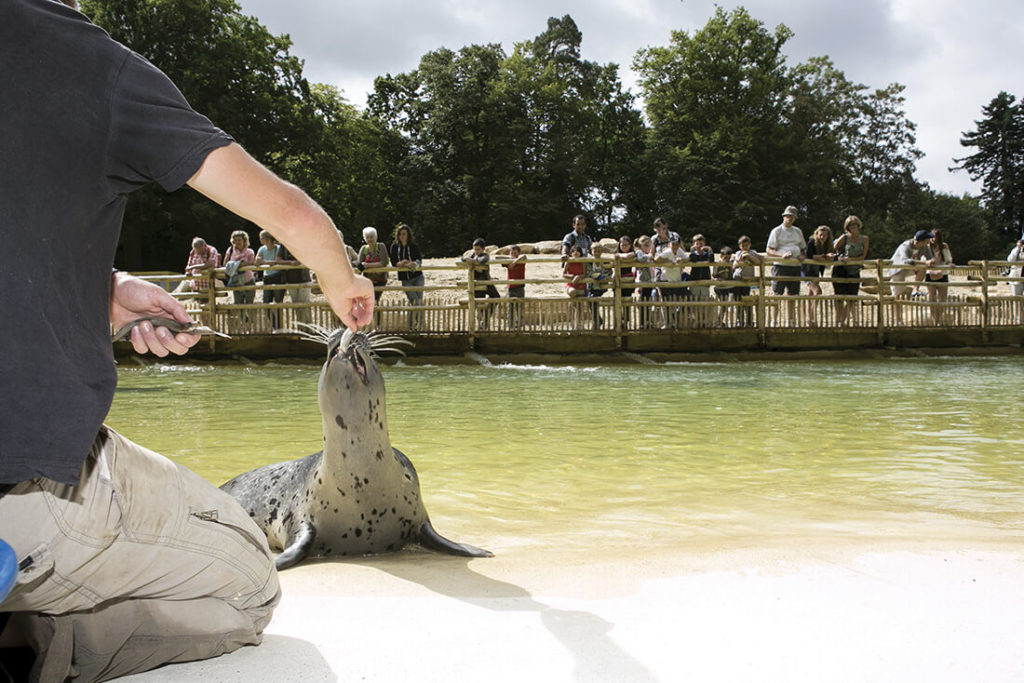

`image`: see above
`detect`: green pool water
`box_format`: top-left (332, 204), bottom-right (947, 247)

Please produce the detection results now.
top-left (106, 356), bottom-right (1024, 556)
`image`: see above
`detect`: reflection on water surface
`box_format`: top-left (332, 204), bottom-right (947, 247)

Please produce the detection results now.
top-left (107, 356), bottom-right (1024, 554)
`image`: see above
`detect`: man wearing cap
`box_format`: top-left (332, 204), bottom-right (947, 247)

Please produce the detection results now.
top-left (765, 206), bottom-right (806, 295)
top-left (765, 206), bottom-right (805, 325)
top-left (887, 230), bottom-right (931, 324)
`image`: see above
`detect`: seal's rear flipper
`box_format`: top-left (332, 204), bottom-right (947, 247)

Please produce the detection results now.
top-left (417, 520), bottom-right (493, 558)
top-left (275, 521), bottom-right (316, 570)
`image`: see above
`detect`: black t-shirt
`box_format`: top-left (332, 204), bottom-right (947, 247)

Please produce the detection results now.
top-left (803, 239), bottom-right (831, 277)
top-left (389, 242), bottom-right (423, 281)
top-left (688, 250), bottom-right (713, 282)
top-left (0, 0), bottom-right (232, 484)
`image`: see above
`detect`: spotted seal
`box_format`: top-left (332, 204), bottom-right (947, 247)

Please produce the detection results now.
top-left (220, 327), bottom-right (492, 569)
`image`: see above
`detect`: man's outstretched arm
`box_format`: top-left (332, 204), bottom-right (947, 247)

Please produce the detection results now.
top-left (187, 142), bottom-right (374, 331)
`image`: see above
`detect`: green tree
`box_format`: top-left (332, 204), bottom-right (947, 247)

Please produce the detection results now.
top-left (634, 6), bottom-right (794, 243)
top-left (785, 58), bottom-right (922, 232)
top-left (953, 92), bottom-right (1024, 237)
top-left (369, 15), bottom-right (644, 252)
top-left (369, 43), bottom-right (512, 254)
top-left (872, 187), bottom-right (997, 262)
top-left (276, 84), bottom-right (402, 237)
top-left (633, 7), bottom-right (928, 249)
top-left (498, 16), bottom-right (645, 239)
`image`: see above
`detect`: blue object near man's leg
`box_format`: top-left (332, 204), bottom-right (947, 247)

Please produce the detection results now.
top-left (0, 539), bottom-right (15, 603)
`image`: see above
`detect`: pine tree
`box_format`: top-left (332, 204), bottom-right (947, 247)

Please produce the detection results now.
top-left (953, 92), bottom-right (1024, 237)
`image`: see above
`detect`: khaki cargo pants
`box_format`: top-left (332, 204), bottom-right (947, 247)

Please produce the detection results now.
top-left (0, 427), bottom-right (280, 682)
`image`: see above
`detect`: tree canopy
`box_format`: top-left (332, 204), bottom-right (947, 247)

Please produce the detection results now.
top-left (953, 92), bottom-right (1024, 240)
top-left (80, 1), bottom-right (1004, 268)
top-left (368, 16), bottom-right (644, 254)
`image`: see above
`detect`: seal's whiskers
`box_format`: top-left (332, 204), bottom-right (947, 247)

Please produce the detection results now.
top-left (292, 323), bottom-right (413, 358)
top-left (365, 333), bottom-right (413, 358)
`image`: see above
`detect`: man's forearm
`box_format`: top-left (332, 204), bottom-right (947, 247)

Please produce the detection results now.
top-left (186, 143), bottom-right (355, 288)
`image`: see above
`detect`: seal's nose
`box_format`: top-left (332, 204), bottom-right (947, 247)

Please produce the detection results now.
top-left (326, 327), bottom-right (355, 360)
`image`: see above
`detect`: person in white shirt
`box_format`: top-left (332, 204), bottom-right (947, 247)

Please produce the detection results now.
top-left (765, 205), bottom-right (806, 325)
top-left (887, 230), bottom-right (931, 324)
top-left (765, 205), bottom-right (806, 295)
top-left (656, 237), bottom-right (689, 328)
top-left (1006, 237), bottom-right (1024, 297)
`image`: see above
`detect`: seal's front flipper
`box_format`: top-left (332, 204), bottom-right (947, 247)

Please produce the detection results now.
top-left (275, 521), bottom-right (316, 570)
top-left (417, 520), bottom-right (493, 558)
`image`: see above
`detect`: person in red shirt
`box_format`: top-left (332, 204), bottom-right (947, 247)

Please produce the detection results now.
top-left (501, 244), bottom-right (527, 329)
top-left (184, 237), bottom-right (219, 292)
top-left (563, 245), bottom-right (587, 330)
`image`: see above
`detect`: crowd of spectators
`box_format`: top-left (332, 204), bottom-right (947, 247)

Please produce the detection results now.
top-left (178, 204), bottom-right (1006, 332)
top-left (537, 206), bottom-right (964, 329)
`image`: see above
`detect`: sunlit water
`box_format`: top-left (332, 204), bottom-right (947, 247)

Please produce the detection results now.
top-left (107, 356), bottom-right (1024, 557)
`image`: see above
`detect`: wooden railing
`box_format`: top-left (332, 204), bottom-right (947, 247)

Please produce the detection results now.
top-left (133, 258), bottom-right (1024, 347)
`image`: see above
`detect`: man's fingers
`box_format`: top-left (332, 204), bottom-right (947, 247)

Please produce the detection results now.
top-left (129, 321), bottom-right (198, 357)
top-left (353, 298), bottom-right (373, 326)
top-left (131, 322), bottom-right (169, 358)
top-left (168, 332), bottom-right (200, 355)
top-left (129, 325), bottom-right (149, 355)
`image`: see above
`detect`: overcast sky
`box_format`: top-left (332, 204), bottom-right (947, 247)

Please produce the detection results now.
top-left (235, 0), bottom-right (1021, 197)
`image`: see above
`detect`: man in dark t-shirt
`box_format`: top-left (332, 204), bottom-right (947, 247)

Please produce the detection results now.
top-left (560, 214), bottom-right (594, 261)
top-left (0, 0), bottom-right (374, 678)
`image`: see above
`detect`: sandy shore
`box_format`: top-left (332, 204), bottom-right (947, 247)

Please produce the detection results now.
top-left (124, 540), bottom-right (1024, 682)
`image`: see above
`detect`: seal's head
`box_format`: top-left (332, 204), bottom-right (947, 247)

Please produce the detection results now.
top-left (318, 329), bottom-right (390, 418)
top-left (326, 328), bottom-right (374, 385)
top-left (300, 326), bottom-right (412, 421)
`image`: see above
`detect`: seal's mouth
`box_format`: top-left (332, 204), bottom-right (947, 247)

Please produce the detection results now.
top-left (320, 328), bottom-right (412, 387)
top-left (329, 329), bottom-right (371, 385)
top-left (349, 345), bottom-right (368, 384)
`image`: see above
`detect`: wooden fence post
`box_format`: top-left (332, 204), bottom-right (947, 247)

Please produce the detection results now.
top-left (466, 264), bottom-right (477, 348)
top-left (206, 269), bottom-right (218, 352)
top-left (875, 259), bottom-right (885, 344)
top-left (757, 260), bottom-right (767, 346)
top-left (981, 260), bottom-right (990, 342)
top-left (612, 261), bottom-right (623, 349)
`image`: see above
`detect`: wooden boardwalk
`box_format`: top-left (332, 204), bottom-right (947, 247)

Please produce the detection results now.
top-left (117, 258), bottom-right (1024, 359)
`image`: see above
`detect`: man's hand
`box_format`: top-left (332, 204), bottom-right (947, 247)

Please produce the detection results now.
top-left (317, 272), bottom-right (375, 332)
top-left (110, 272), bottom-right (199, 356)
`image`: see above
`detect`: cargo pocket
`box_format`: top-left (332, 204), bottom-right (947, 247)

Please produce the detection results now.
top-left (2, 543), bottom-right (66, 611)
top-left (185, 503), bottom-right (275, 594)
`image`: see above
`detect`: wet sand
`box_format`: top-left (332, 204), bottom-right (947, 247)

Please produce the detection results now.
top-left (124, 540), bottom-right (1024, 682)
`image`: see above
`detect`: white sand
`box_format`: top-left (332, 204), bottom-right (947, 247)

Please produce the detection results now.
top-left (124, 541), bottom-right (1024, 682)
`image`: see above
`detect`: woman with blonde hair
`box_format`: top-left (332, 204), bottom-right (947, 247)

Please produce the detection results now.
top-left (224, 230), bottom-right (256, 329)
top-left (832, 215), bottom-right (869, 327)
top-left (357, 226), bottom-right (390, 304)
top-left (803, 225), bottom-right (835, 325)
